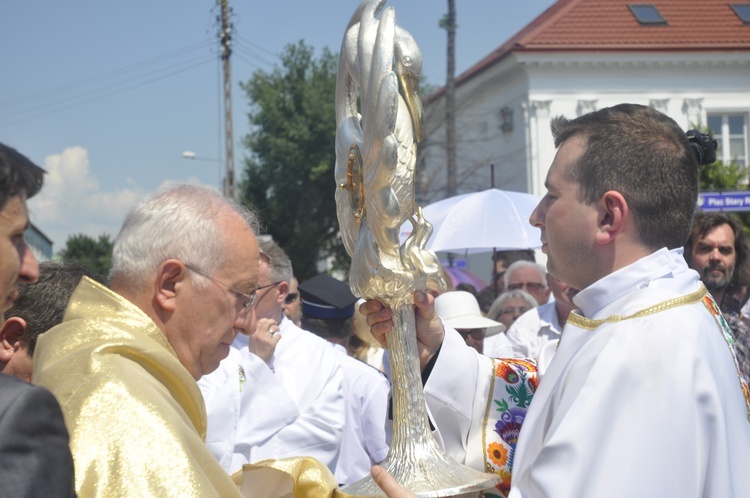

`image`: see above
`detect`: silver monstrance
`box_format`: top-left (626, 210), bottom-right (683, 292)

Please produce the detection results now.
top-left (333, 1), bottom-right (500, 496)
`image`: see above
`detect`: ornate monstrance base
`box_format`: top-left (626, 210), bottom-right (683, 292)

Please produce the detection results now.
top-left (334, 307), bottom-right (499, 498)
top-left (336, 454), bottom-right (498, 498)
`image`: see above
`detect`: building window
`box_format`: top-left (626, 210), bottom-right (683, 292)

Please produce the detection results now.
top-left (707, 113), bottom-right (748, 169)
top-left (730, 3), bottom-right (750, 25)
top-left (628, 4), bottom-right (668, 25)
top-left (499, 107), bottom-right (513, 134)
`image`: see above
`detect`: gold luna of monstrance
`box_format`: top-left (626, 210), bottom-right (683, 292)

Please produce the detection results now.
top-left (333, 0), bottom-right (500, 496)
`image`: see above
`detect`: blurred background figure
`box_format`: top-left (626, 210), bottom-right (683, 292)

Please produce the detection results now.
top-left (1, 261), bottom-right (105, 382)
top-left (434, 290), bottom-right (503, 354)
top-left (684, 211), bottom-right (750, 380)
top-left (506, 274), bottom-right (579, 361)
top-left (504, 260), bottom-right (550, 305)
top-left (492, 250), bottom-right (536, 294)
top-left (455, 282), bottom-right (478, 297)
top-left (484, 289), bottom-right (538, 357)
top-left (282, 275), bottom-right (302, 326)
top-left (300, 274), bottom-right (389, 486)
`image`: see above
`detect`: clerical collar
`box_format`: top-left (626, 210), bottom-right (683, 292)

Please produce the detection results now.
top-left (573, 247), bottom-right (686, 319)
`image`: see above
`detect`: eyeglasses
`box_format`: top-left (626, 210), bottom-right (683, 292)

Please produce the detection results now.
top-left (251, 281), bottom-right (283, 306)
top-left (507, 282), bottom-right (545, 292)
top-left (185, 264), bottom-right (256, 311)
top-left (498, 306), bottom-right (531, 316)
top-left (285, 292), bottom-right (299, 304)
top-left (456, 329), bottom-right (486, 340)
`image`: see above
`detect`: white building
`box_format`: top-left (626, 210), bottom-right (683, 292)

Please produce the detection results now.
top-left (419, 0), bottom-right (750, 204)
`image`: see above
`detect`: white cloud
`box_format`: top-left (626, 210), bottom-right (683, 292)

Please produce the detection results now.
top-left (28, 146), bottom-right (216, 252)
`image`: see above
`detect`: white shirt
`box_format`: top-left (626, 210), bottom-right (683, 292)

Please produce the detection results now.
top-left (505, 301), bottom-right (562, 359)
top-left (483, 329), bottom-right (515, 358)
top-left (509, 248), bottom-right (750, 497)
top-left (330, 344), bottom-right (390, 485)
top-left (199, 316), bottom-right (345, 473)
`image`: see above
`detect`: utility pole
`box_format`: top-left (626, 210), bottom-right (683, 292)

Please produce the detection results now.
top-left (218, 0), bottom-right (236, 200)
top-left (444, 0), bottom-right (457, 197)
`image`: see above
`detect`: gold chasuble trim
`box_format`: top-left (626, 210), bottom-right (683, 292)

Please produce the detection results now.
top-left (567, 284), bottom-right (707, 330)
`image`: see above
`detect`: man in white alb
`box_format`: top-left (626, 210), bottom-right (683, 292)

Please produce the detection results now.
top-left (363, 104), bottom-right (750, 497)
top-left (199, 238), bottom-right (345, 474)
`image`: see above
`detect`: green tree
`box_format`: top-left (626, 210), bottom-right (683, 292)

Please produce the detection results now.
top-left (239, 41), bottom-right (346, 280)
top-left (59, 233), bottom-right (113, 276)
top-left (699, 159), bottom-right (744, 191)
top-left (694, 122), bottom-right (746, 191)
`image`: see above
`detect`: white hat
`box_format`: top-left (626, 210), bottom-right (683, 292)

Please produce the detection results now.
top-left (434, 291), bottom-right (504, 336)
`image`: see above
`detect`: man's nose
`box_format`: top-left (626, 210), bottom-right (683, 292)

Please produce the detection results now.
top-left (530, 202), bottom-right (543, 228)
top-left (19, 243), bottom-right (39, 283)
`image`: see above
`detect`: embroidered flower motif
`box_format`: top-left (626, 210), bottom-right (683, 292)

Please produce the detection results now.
top-left (495, 407), bottom-right (525, 450)
top-left (495, 469), bottom-right (512, 497)
top-left (528, 375), bottom-right (539, 393)
top-left (505, 374), bottom-right (533, 408)
top-left (504, 358), bottom-right (536, 373)
top-left (487, 442), bottom-right (508, 467)
top-left (495, 362), bottom-right (520, 384)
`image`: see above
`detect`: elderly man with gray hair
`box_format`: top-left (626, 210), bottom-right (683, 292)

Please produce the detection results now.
top-left (503, 260), bottom-right (551, 305)
top-left (34, 185), bottom-right (261, 497)
top-left (200, 237), bottom-right (345, 475)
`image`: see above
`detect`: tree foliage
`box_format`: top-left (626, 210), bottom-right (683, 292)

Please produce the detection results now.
top-left (59, 233), bottom-right (113, 276)
top-left (699, 159), bottom-right (745, 191)
top-left (239, 41), bottom-right (346, 280)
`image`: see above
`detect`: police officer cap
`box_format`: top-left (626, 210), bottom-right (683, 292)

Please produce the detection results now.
top-left (298, 274), bottom-right (357, 319)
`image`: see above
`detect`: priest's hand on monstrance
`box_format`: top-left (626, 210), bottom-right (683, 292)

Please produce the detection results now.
top-left (371, 466), bottom-right (418, 498)
top-left (360, 291), bottom-right (445, 371)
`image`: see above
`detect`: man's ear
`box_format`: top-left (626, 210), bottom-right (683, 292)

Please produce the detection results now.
top-left (0, 317), bottom-right (27, 362)
top-left (154, 259), bottom-right (187, 313)
top-left (277, 281), bottom-right (290, 304)
top-left (595, 190), bottom-right (628, 246)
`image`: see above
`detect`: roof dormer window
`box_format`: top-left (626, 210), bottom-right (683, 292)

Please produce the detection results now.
top-left (730, 3), bottom-right (750, 25)
top-left (628, 4), bottom-right (668, 25)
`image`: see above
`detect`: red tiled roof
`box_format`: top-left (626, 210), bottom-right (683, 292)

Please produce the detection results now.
top-left (429, 0), bottom-right (750, 100)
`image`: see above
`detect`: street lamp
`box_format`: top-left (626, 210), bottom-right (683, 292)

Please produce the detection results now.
top-left (181, 151), bottom-right (234, 199)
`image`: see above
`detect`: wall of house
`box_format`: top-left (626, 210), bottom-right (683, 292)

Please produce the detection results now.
top-left (420, 50), bottom-right (749, 285)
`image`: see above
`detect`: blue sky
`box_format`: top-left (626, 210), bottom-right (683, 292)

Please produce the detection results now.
top-left (2, 0), bottom-right (556, 250)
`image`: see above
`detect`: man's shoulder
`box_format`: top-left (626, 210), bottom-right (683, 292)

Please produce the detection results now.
top-left (0, 373), bottom-right (56, 411)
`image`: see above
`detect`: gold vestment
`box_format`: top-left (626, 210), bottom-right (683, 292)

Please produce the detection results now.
top-left (33, 277), bottom-right (242, 497)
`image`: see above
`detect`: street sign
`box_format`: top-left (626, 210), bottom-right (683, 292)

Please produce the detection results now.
top-left (697, 191), bottom-right (750, 212)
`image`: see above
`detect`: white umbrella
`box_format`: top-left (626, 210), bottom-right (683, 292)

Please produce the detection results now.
top-left (400, 188), bottom-right (542, 254)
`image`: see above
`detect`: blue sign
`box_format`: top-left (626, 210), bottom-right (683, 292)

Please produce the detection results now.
top-left (697, 192), bottom-right (750, 212)
top-left (440, 258), bottom-right (468, 269)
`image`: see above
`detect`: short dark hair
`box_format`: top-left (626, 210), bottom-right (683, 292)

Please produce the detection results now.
top-left (0, 143), bottom-right (45, 209)
top-left (301, 314), bottom-right (354, 341)
top-left (684, 212), bottom-right (750, 291)
top-left (551, 104), bottom-right (698, 250)
top-left (492, 250), bottom-right (535, 265)
top-left (6, 261), bottom-right (106, 355)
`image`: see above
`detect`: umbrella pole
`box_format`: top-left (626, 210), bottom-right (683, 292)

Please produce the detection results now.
top-left (491, 164), bottom-right (498, 299)
top-left (492, 247), bottom-right (498, 299)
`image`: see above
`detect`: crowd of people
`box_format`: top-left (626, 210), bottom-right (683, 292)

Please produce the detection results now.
top-left (0, 102), bottom-right (748, 498)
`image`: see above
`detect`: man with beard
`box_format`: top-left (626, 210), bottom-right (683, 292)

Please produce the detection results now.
top-left (685, 211), bottom-right (750, 380)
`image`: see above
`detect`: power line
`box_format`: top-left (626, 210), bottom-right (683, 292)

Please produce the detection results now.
top-left (2, 54), bottom-right (216, 122)
top-left (0, 57), bottom-right (215, 129)
top-left (0, 40), bottom-right (213, 110)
